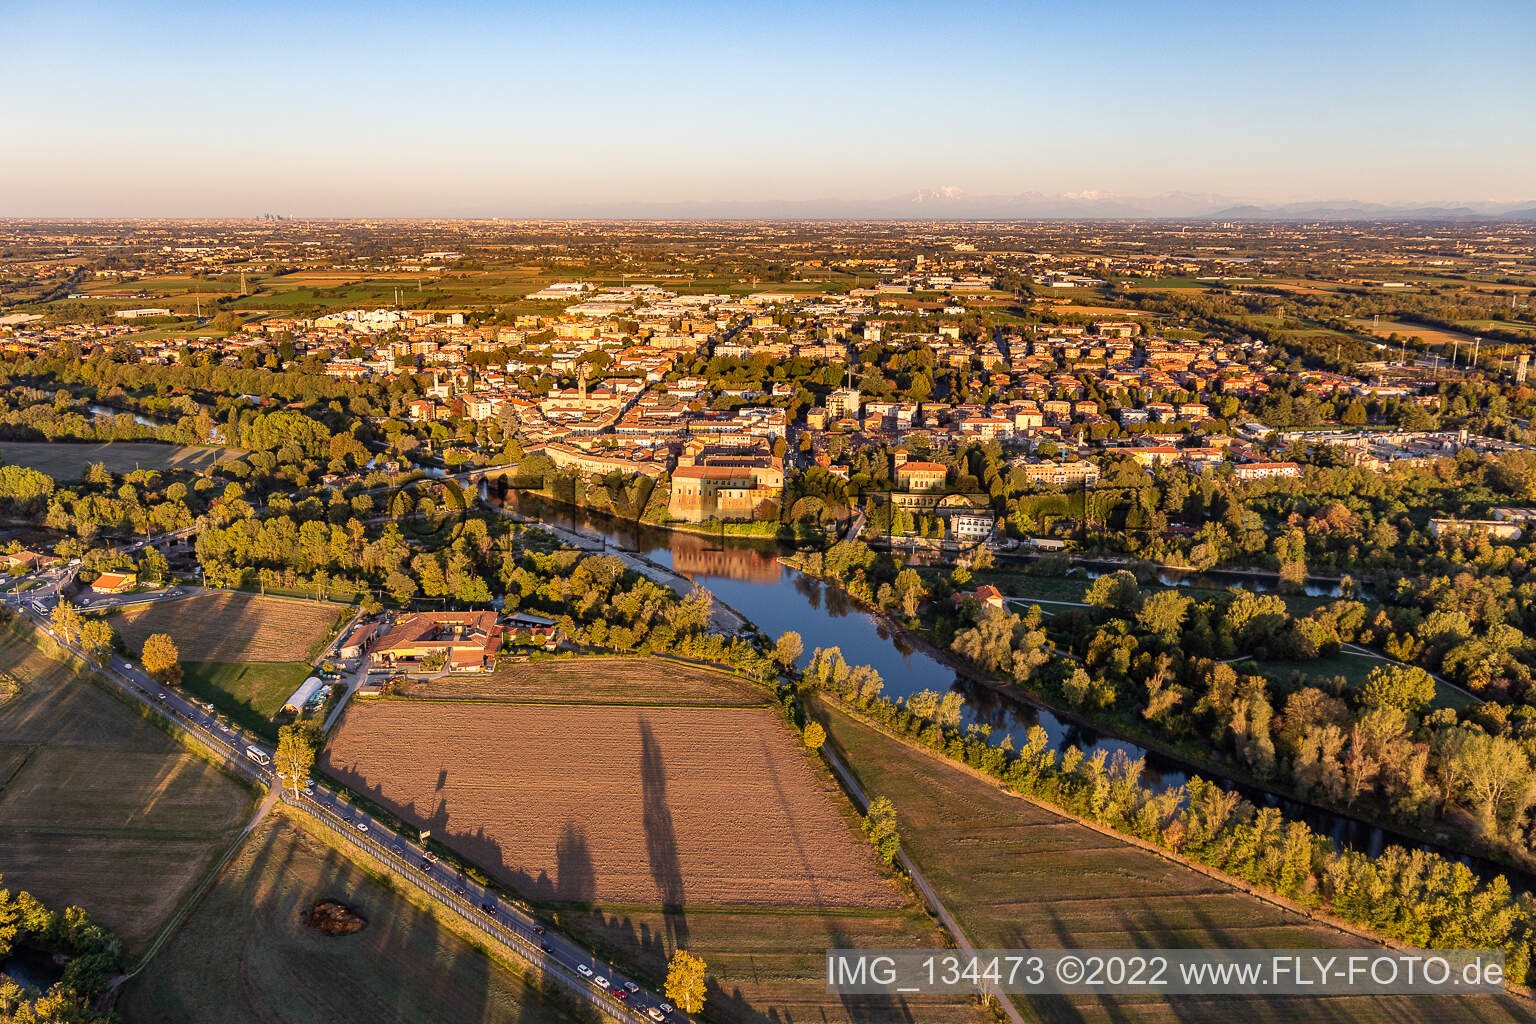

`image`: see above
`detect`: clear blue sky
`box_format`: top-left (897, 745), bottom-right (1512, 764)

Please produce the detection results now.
top-left (3, 0), bottom-right (1532, 216)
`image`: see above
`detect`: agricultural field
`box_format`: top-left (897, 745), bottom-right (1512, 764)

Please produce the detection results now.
top-left (397, 654), bottom-right (770, 706)
top-left (0, 621), bottom-right (253, 952)
top-left (0, 440), bottom-right (232, 479)
top-left (810, 697), bottom-right (1531, 1024)
top-left (322, 696), bottom-right (976, 1024)
top-left (121, 814), bottom-right (590, 1024)
top-left (112, 591), bottom-right (344, 662)
top-left (322, 702), bottom-right (892, 908)
top-left (564, 905), bottom-right (977, 1024)
top-left (1347, 317), bottom-right (1478, 347)
top-left (112, 591), bottom-right (344, 737)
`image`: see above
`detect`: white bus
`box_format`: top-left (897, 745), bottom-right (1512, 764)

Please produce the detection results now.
top-left (245, 745), bottom-right (271, 767)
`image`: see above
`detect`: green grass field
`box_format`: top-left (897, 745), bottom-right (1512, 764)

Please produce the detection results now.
top-left (809, 697), bottom-right (1529, 1024)
top-left (1254, 652), bottom-right (1477, 712)
top-left (0, 440), bottom-right (233, 479)
top-left (0, 620), bottom-right (253, 953)
top-left (181, 660), bottom-right (313, 739)
top-left (120, 814), bottom-right (592, 1024)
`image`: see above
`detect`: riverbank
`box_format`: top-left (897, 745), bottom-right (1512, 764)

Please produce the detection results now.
top-left (778, 552), bottom-right (1536, 889)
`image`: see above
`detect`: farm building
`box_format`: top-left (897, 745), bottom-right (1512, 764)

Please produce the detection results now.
top-left (371, 611), bottom-right (503, 673)
top-left (339, 621), bottom-right (382, 660)
top-left (283, 676), bottom-right (330, 714)
top-left (91, 570), bottom-right (137, 594)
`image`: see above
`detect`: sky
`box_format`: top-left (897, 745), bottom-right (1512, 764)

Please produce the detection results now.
top-left (3, 0), bottom-right (1533, 217)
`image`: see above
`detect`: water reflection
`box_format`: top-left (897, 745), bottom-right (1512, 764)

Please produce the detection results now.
top-left (493, 492), bottom-right (1517, 886)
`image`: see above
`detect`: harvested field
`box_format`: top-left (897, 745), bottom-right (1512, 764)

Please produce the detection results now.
top-left (322, 701), bottom-right (896, 908)
top-left (121, 815), bottom-right (588, 1024)
top-left (0, 622), bottom-right (253, 952)
top-left (567, 905), bottom-right (978, 1024)
top-left (811, 697), bottom-right (1532, 1024)
top-left (398, 655), bottom-right (769, 705)
top-left (0, 440), bottom-right (233, 480)
top-left (113, 591), bottom-right (343, 662)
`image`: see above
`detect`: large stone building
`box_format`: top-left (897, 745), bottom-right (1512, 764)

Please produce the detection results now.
top-left (668, 461), bottom-right (783, 523)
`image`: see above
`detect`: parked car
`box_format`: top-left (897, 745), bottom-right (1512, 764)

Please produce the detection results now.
top-left (647, 1009), bottom-right (665, 1022)
top-left (660, 1003), bottom-right (674, 1014)
top-left (593, 976), bottom-right (610, 990)
top-left (355, 821), bottom-right (368, 833)
top-left (577, 965), bottom-right (593, 978)
top-left (612, 988), bottom-right (628, 1001)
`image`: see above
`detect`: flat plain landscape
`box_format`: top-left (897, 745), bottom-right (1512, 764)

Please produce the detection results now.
top-left (121, 814), bottom-right (591, 1024)
top-left (397, 655), bottom-right (770, 705)
top-left (323, 701), bottom-right (894, 908)
top-left (0, 620), bottom-right (253, 952)
top-left (0, 440), bottom-right (232, 479)
top-left (811, 696), bottom-right (1535, 1024)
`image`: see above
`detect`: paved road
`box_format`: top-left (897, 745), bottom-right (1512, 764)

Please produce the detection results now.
top-left (2, 596), bottom-right (688, 1024)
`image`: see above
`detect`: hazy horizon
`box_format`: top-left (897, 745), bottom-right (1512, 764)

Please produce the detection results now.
top-left (5, 0), bottom-right (1532, 217)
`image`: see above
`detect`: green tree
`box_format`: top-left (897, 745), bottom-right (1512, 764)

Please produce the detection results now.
top-left (1359, 665), bottom-right (1436, 714)
top-left (1084, 570), bottom-right (1141, 618)
top-left (665, 949), bottom-right (709, 1014)
top-left (78, 618), bottom-right (116, 660)
top-left (1136, 590), bottom-right (1192, 646)
top-left (49, 600), bottom-right (83, 646)
top-left (141, 633), bottom-right (181, 685)
top-left (862, 795), bottom-right (900, 864)
top-left (773, 630), bottom-right (804, 672)
top-left (275, 723), bottom-right (317, 798)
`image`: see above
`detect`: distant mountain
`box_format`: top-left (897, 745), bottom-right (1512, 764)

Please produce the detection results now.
top-left (533, 190), bottom-right (1536, 221)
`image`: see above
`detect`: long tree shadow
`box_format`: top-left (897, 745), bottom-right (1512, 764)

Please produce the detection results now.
top-left (640, 717), bottom-right (688, 950)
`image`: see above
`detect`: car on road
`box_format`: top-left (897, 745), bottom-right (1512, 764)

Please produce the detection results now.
top-left (533, 924), bottom-right (544, 934)
top-left (612, 988), bottom-right (627, 1001)
top-left (539, 942), bottom-right (551, 953)
top-left (624, 982), bottom-right (639, 994)
top-left (424, 851), bottom-right (438, 863)
top-left (454, 886), bottom-right (466, 896)
top-left (156, 692), bottom-right (167, 701)
top-left (576, 965), bottom-right (593, 978)
top-left (660, 1003), bottom-right (673, 1014)
top-left (479, 902), bottom-right (497, 915)
top-left (355, 821), bottom-right (368, 833)
top-left (647, 1009), bottom-right (665, 1022)
top-left (418, 859), bottom-right (430, 871)
top-left (593, 976), bottom-right (610, 990)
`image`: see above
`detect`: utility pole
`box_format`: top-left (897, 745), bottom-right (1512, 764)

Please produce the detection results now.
top-left (1471, 336), bottom-right (1481, 371)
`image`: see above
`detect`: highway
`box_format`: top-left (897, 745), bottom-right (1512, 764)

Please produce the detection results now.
top-left (0, 588), bottom-right (688, 1024)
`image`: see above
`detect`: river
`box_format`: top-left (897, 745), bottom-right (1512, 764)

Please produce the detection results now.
top-left (495, 491), bottom-right (1527, 888)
